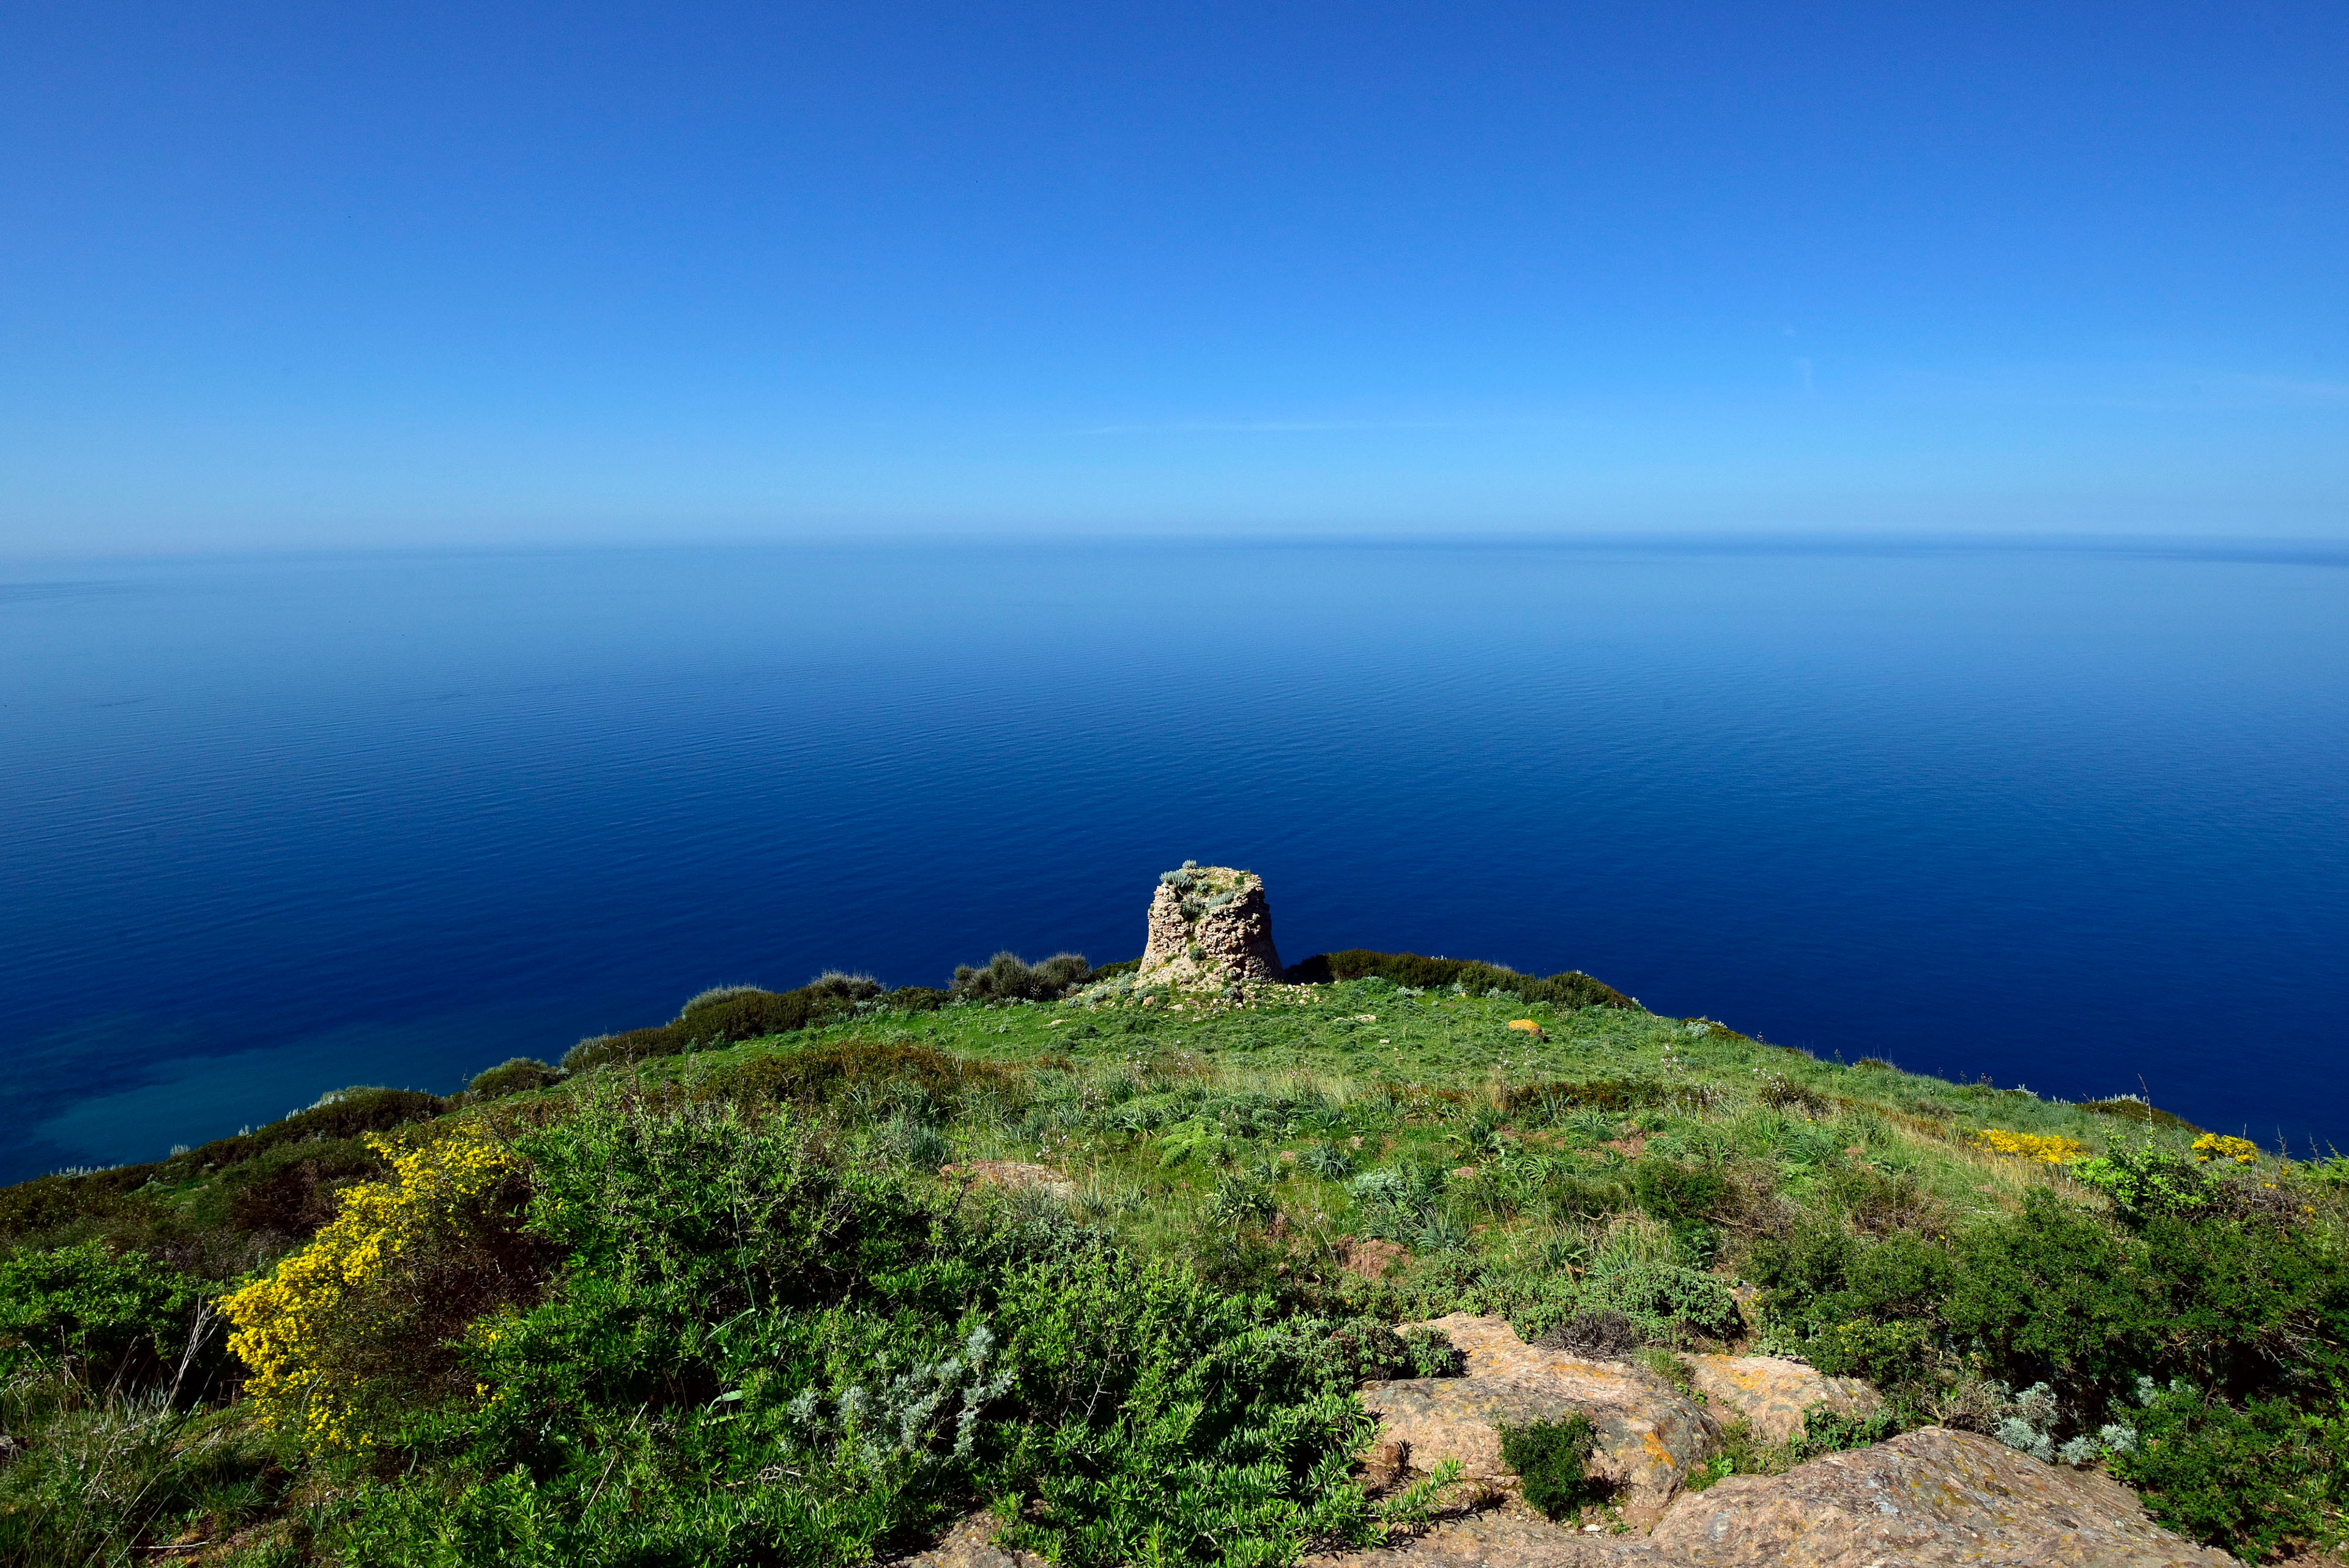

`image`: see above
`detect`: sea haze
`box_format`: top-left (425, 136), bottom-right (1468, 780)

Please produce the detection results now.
top-left (4, 539), bottom-right (2345, 1181)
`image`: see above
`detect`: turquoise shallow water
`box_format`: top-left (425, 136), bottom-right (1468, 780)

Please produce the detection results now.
top-left (4, 538), bottom-right (2345, 1180)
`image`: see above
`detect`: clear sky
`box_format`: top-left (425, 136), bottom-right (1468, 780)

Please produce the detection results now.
top-left (4, 2), bottom-right (2344, 551)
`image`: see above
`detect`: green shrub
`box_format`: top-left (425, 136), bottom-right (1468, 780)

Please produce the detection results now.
top-left (0, 1243), bottom-right (212, 1387)
top-left (155, 1088), bottom-right (447, 1183)
top-left (215, 1135), bottom-right (393, 1240)
top-left (1579, 1258), bottom-right (1742, 1345)
top-left (1401, 1325), bottom-right (1465, 1378)
top-left (1794, 1405), bottom-right (1903, 1457)
top-left (1808, 1317), bottom-right (1939, 1388)
top-left (0, 1169), bottom-right (156, 1249)
top-left (468, 1057), bottom-right (561, 1098)
top-left (2071, 1143), bottom-right (2221, 1225)
top-left (561, 977), bottom-right (891, 1074)
top-left (1503, 1079), bottom-right (1674, 1118)
top-left (991, 1250), bottom-right (1377, 1566)
top-left (949, 951), bottom-right (1093, 1002)
top-left (1945, 1190), bottom-right (2154, 1391)
top-left (561, 1027), bottom-right (670, 1072)
top-left (1288, 951), bottom-right (1635, 1010)
top-left (710, 1040), bottom-right (1022, 1118)
top-left (1633, 1158), bottom-right (1731, 1223)
top-left (1499, 1413), bottom-right (1601, 1519)
top-left (1307, 1318), bottom-right (1417, 1384)
top-left (1749, 1224), bottom-right (1953, 1388)
top-left (376, 1094), bottom-right (1381, 1568)
top-left (675, 983), bottom-right (852, 1043)
top-left (2112, 1384), bottom-right (2339, 1562)
top-left (2076, 1097), bottom-right (2203, 1132)
top-left (1746, 1217), bottom-right (1858, 1311)
top-left (2139, 1212), bottom-right (2349, 1398)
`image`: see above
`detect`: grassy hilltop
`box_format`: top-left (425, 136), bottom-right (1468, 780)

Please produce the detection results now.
top-left (4, 943), bottom-right (2345, 1567)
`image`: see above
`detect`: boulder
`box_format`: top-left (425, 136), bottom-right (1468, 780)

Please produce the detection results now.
top-left (1138, 864), bottom-right (1283, 983)
top-left (1364, 1314), bottom-right (1721, 1527)
top-left (1645, 1426), bottom-right (2241, 1567)
top-left (1684, 1353), bottom-right (1882, 1446)
top-left (1311, 1428), bottom-right (2241, 1568)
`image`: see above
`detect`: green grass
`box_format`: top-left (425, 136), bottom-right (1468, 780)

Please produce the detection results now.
top-left (4, 958), bottom-right (2345, 1566)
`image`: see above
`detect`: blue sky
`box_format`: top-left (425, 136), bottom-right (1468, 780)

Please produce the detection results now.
top-left (4, 1), bottom-right (2344, 551)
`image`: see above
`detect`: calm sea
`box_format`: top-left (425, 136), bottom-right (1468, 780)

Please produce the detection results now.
top-left (5, 540), bottom-right (2345, 1181)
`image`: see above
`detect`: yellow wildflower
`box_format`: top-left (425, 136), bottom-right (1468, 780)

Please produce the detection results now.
top-left (1972, 1128), bottom-right (2085, 1165)
top-left (221, 1123), bottom-right (520, 1450)
top-left (2192, 1134), bottom-right (2258, 1165)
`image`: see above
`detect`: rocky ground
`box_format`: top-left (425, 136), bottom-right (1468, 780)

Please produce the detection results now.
top-left (908, 1313), bottom-right (2240, 1568)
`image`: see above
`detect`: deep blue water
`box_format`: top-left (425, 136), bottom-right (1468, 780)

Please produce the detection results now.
top-left (5, 540), bottom-right (2346, 1183)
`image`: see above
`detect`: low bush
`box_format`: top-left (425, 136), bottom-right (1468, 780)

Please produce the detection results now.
top-left (334, 1093), bottom-right (1382, 1568)
top-left (1306, 1318), bottom-right (1419, 1383)
top-left (1534, 1310), bottom-right (1647, 1358)
top-left (676, 978), bottom-right (875, 1042)
top-left (1578, 1257), bottom-right (1743, 1346)
top-left (2138, 1210), bottom-right (2349, 1398)
top-left (221, 1123), bottom-right (543, 1449)
top-left (172, 1088), bottom-right (450, 1175)
top-left (1945, 1190), bottom-right (2156, 1395)
top-left (1634, 1156), bottom-right (1734, 1258)
top-left (1794, 1405), bottom-right (1904, 1457)
top-left (1749, 1222), bottom-right (1954, 1388)
top-left (1499, 1413), bottom-right (1602, 1519)
top-left (215, 1135), bottom-right (393, 1242)
top-left (2071, 1142), bottom-right (2222, 1224)
top-left (709, 1040), bottom-right (1023, 1120)
top-left (1400, 1325), bottom-right (1466, 1378)
top-left (2112, 1384), bottom-right (2342, 1562)
top-left (467, 1057), bottom-right (561, 1098)
top-left (1286, 951), bottom-right (1635, 1011)
top-left (0, 1090), bottom-right (451, 1249)
top-left (0, 1242), bottom-right (213, 1388)
top-left (1502, 1079), bottom-right (1673, 1118)
top-left (950, 951), bottom-right (1094, 1002)
top-left (561, 976), bottom-right (889, 1072)
top-left (2077, 1098), bottom-right (2203, 1132)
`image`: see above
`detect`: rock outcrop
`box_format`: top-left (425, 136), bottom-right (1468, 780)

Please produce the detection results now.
top-left (1362, 1314), bottom-right (1721, 1527)
top-left (1308, 1426), bottom-right (2241, 1568)
top-left (1683, 1352), bottom-right (1882, 1446)
top-left (1644, 1427), bottom-right (2241, 1567)
top-left (1137, 863), bottom-right (1282, 984)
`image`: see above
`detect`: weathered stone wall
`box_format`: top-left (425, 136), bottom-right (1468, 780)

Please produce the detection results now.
top-left (1137, 863), bottom-right (1283, 983)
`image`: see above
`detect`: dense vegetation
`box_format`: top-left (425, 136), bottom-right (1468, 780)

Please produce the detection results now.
top-left (4, 946), bottom-right (2345, 1566)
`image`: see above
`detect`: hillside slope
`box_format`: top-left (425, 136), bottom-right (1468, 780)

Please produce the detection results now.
top-left (4, 951), bottom-right (2343, 1566)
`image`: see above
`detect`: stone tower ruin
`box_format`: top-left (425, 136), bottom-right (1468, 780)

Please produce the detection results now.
top-left (1137, 863), bottom-right (1283, 983)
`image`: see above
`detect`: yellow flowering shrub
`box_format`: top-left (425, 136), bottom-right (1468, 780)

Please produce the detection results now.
top-left (222, 1123), bottom-right (526, 1449)
top-left (1972, 1128), bottom-right (2085, 1165)
top-left (2192, 1133), bottom-right (2260, 1165)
